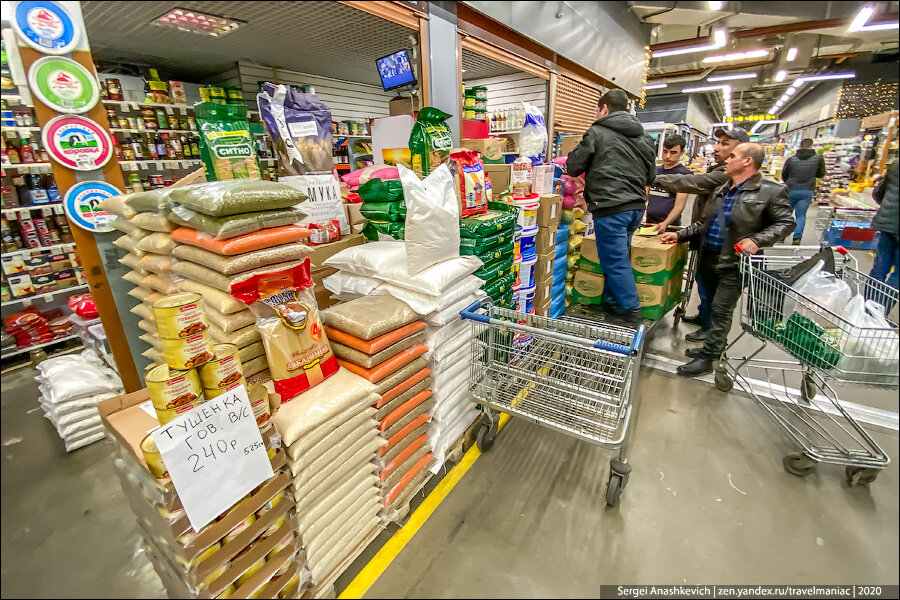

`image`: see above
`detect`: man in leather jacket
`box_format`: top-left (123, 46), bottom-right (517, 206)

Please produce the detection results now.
top-left (661, 143), bottom-right (795, 377)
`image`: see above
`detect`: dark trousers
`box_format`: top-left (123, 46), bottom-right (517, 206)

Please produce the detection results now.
top-left (695, 248), bottom-right (743, 358)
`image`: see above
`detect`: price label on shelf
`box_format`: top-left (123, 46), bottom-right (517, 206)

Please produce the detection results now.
top-left (151, 386), bottom-right (273, 532)
top-left (179, 107), bottom-right (187, 115)
top-left (131, 103), bottom-right (140, 111)
top-left (165, 161), bottom-right (178, 170)
top-left (139, 162), bottom-right (149, 170)
top-left (165, 106), bottom-right (174, 115)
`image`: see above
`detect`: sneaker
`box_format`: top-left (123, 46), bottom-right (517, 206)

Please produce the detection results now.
top-left (684, 329), bottom-right (708, 343)
top-left (792, 239), bottom-right (801, 246)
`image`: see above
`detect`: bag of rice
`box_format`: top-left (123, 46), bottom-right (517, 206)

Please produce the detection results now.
top-left (447, 149), bottom-right (488, 217)
top-left (167, 179), bottom-right (307, 217)
top-left (475, 242), bottom-right (514, 265)
top-left (231, 258), bottom-right (338, 402)
top-left (131, 213), bottom-right (175, 233)
top-left (170, 225), bottom-right (311, 256)
top-left (195, 102), bottom-right (262, 181)
top-left (168, 206), bottom-right (306, 240)
top-left (99, 194), bottom-right (137, 219)
top-left (474, 257), bottom-right (513, 282)
top-left (126, 190), bottom-right (171, 213)
top-left (482, 271), bottom-right (516, 301)
top-left (172, 243), bottom-right (311, 275)
top-left (459, 210), bottom-right (517, 238)
top-left (409, 107), bottom-right (452, 178)
top-left (321, 295), bottom-right (417, 341)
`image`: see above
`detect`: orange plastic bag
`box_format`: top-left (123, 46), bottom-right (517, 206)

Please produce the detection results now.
top-left (379, 390), bottom-right (433, 432)
top-left (379, 413), bottom-right (431, 456)
top-left (380, 433), bottom-right (428, 482)
top-left (323, 321), bottom-right (427, 355)
top-left (337, 344), bottom-right (428, 383)
top-left (374, 368), bottom-right (432, 409)
top-left (170, 225), bottom-right (311, 256)
top-left (383, 453), bottom-right (434, 506)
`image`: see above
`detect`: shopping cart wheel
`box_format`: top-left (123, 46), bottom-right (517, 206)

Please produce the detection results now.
top-left (606, 473), bottom-right (624, 507)
top-left (801, 374), bottom-right (817, 403)
top-left (714, 371), bottom-right (733, 392)
top-left (783, 452), bottom-right (816, 477)
top-left (476, 420), bottom-right (498, 453)
top-left (672, 306), bottom-right (685, 327)
top-left (845, 466), bottom-right (879, 487)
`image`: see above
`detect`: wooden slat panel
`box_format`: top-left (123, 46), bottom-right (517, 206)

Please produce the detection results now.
top-left (554, 74), bottom-right (606, 135)
top-left (339, 0), bottom-right (423, 30)
top-left (461, 36), bottom-right (550, 80)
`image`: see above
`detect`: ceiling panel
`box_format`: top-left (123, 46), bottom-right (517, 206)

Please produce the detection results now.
top-left (81, 1), bottom-right (417, 86)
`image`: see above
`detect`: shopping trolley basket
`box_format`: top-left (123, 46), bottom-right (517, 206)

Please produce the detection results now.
top-left (460, 299), bottom-right (645, 506)
top-left (815, 207), bottom-right (878, 250)
top-left (715, 246), bottom-right (895, 485)
top-left (672, 246), bottom-right (699, 326)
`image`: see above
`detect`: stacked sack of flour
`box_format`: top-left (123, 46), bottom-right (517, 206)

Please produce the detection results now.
top-left (37, 349), bottom-right (124, 451)
top-left (319, 295), bottom-right (436, 520)
top-left (271, 368), bottom-right (384, 596)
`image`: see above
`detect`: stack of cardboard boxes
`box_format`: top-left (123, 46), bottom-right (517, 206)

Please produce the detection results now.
top-left (572, 234), bottom-right (687, 319)
top-left (305, 234), bottom-right (366, 310)
top-left (531, 194), bottom-right (562, 317)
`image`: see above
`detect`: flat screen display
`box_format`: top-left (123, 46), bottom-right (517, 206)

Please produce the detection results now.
top-left (376, 49), bottom-right (415, 91)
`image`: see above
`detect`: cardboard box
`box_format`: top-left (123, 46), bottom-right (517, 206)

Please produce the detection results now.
top-left (631, 234), bottom-right (688, 285)
top-left (559, 135), bottom-right (581, 157)
top-left (571, 269), bottom-right (605, 305)
top-left (305, 233), bottom-right (365, 270)
top-left (535, 226), bottom-right (557, 258)
top-left (538, 194), bottom-right (562, 229)
top-left (580, 234), bottom-right (599, 264)
top-left (535, 250), bottom-right (555, 281)
top-left (315, 288), bottom-right (339, 310)
top-left (344, 203), bottom-right (365, 226)
top-left (534, 271), bottom-right (554, 308)
top-left (637, 276), bottom-right (682, 320)
top-left (461, 138), bottom-right (504, 163)
top-left (389, 96), bottom-right (419, 116)
top-left (483, 164), bottom-right (512, 194)
top-left (531, 165), bottom-right (555, 197)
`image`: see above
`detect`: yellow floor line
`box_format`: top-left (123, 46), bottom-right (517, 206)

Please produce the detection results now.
top-left (339, 413), bottom-right (511, 599)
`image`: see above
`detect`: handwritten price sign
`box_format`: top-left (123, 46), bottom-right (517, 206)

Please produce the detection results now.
top-left (152, 386), bottom-right (274, 531)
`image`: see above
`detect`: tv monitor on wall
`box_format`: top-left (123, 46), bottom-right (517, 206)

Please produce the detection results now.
top-left (376, 49), bottom-right (416, 91)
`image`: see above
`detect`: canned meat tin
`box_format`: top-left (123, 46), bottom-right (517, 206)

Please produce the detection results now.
top-left (248, 384), bottom-right (271, 428)
top-left (153, 293), bottom-right (208, 340)
top-left (140, 432), bottom-right (169, 479)
top-left (146, 364), bottom-right (204, 424)
top-left (199, 344), bottom-right (244, 391)
top-left (162, 331), bottom-right (215, 370)
top-left (236, 557), bottom-right (266, 587)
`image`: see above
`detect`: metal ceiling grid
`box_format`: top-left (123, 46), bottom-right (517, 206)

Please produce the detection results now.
top-left (81, 1), bottom-right (417, 86)
top-left (462, 48), bottom-right (522, 80)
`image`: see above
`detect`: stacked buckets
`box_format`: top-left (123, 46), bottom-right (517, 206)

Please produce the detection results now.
top-left (512, 194), bottom-right (540, 315)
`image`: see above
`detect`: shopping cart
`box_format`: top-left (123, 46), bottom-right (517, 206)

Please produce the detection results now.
top-left (715, 246), bottom-right (895, 486)
top-left (672, 247), bottom-right (699, 326)
top-left (459, 299), bottom-right (645, 507)
top-left (814, 206), bottom-right (878, 250)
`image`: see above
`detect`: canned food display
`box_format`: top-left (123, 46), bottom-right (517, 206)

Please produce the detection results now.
top-left (161, 331), bottom-right (215, 371)
top-left (174, 541), bottom-right (220, 569)
top-left (199, 344), bottom-right (244, 390)
top-left (247, 384), bottom-right (271, 428)
top-left (153, 293), bottom-right (208, 340)
top-left (223, 514), bottom-right (256, 544)
top-left (146, 363), bottom-right (203, 424)
top-left (258, 490), bottom-right (285, 517)
top-left (236, 557), bottom-right (266, 586)
top-left (200, 564), bottom-right (228, 590)
top-left (140, 432), bottom-right (169, 478)
top-left (266, 531), bottom-right (294, 561)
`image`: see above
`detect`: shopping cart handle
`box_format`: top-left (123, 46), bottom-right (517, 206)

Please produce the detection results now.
top-left (460, 299), bottom-right (490, 324)
top-left (592, 325), bottom-right (645, 356)
top-left (630, 325), bottom-right (645, 355)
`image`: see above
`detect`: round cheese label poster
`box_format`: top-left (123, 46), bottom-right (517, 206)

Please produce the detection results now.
top-left (43, 115), bottom-right (114, 171)
top-left (63, 181), bottom-right (120, 232)
top-left (13, 1), bottom-right (80, 55)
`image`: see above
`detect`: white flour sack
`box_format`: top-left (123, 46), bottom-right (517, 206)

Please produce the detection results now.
top-left (399, 164), bottom-right (460, 274)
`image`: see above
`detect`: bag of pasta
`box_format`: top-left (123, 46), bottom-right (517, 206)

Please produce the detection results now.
top-left (195, 102), bottom-right (262, 181)
top-left (230, 259), bottom-right (339, 402)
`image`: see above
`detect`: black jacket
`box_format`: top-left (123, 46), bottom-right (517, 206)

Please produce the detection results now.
top-left (676, 172), bottom-right (796, 268)
top-left (654, 163), bottom-right (729, 223)
top-left (873, 160), bottom-right (899, 235)
top-left (566, 111), bottom-right (656, 218)
top-left (782, 149), bottom-right (826, 191)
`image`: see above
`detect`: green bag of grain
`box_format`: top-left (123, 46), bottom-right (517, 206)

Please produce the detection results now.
top-left (474, 256), bottom-right (514, 282)
top-left (482, 272), bottom-right (517, 301)
top-left (476, 242), bottom-right (514, 265)
top-left (460, 228), bottom-right (515, 255)
top-left (195, 102), bottom-right (262, 181)
top-left (363, 220), bottom-right (405, 241)
top-left (358, 178), bottom-right (403, 203)
top-left (459, 210), bottom-right (518, 238)
top-left (360, 201), bottom-right (407, 222)
top-left (409, 107), bottom-right (452, 177)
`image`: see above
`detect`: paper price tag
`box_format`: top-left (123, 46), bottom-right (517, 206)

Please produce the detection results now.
top-left (165, 106), bottom-right (174, 115)
top-left (151, 386), bottom-right (274, 532)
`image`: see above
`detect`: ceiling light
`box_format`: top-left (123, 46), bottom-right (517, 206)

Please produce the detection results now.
top-left (798, 72), bottom-right (856, 83)
top-left (153, 7), bottom-right (246, 36)
top-left (786, 47), bottom-right (798, 61)
top-left (779, 94), bottom-right (790, 102)
top-left (775, 69), bottom-right (787, 82)
top-left (708, 1), bottom-right (723, 9)
top-left (703, 49), bottom-right (769, 64)
top-left (786, 87), bottom-right (797, 95)
top-left (652, 29), bottom-right (727, 58)
top-left (750, 119), bottom-right (782, 134)
top-left (707, 72), bottom-right (757, 82)
top-left (849, 5), bottom-right (875, 31)
top-left (859, 20), bottom-right (899, 30)
top-left (645, 83), bottom-right (668, 90)
top-left (682, 84), bottom-right (726, 93)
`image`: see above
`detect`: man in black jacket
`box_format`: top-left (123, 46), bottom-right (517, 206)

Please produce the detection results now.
top-left (661, 143), bottom-right (795, 377)
top-left (653, 127), bottom-right (749, 341)
top-left (781, 138), bottom-right (826, 245)
top-left (567, 89), bottom-right (656, 326)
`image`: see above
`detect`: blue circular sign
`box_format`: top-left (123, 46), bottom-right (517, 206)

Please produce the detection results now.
top-left (63, 181), bottom-right (120, 232)
top-left (13, 1), bottom-right (79, 55)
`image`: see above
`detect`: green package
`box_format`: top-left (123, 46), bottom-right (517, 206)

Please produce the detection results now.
top-left (363, 220), bottom-right (405, 241)
top-left (476, 242), bottom-right (514, 265)
top-left (168, 206), bottom-right (306, 240)
top-left (409, 107), bottom-right (452, 177)
top-left (358, 178), bottom-right (403, 203)
top-left (195, 102), bottom-right (262, 181)
top-left (460, 210), bottom-right (518, 238)
top-left (482, 272), bottom-right (517, 300)
top-left (475, 257), bottom-right (514, 282)
top-left (460, 228), bottom-right (515, 255)
top-left (360, 201), bottom-right (407, 222)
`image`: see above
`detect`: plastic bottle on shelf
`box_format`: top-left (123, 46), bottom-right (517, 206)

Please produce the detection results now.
top-left (154, 133), bottom-right (166, 160)
top-left (19, 136), bottom-right (35, 164)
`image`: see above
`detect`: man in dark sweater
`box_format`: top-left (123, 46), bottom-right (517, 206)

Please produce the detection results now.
top-left (567, 89), bottom-right (656, 326)
top-left (870, 159), bottom-right (899, 293)
top-left (781, 138), bottom-right (826, 245)
top-left (646, 135), bottom-right (692, 232)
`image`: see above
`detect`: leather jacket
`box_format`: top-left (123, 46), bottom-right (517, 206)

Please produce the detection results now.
top-left (676, 172), bottom-right (796, 267)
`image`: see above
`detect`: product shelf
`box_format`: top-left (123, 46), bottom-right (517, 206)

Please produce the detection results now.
top-left (0, 94), bottom-right (32, 107)
top-left (3, 126), bottom-right (41, 134)
top-left (492, 130), bottom-right (521, 135)
top-left (1, 284), bottom-right (89, 308)
top-left (1, 242), bottom-right (76, 259)
top-left (2, 162), bottom-right (54, 171)
top-left (102, 99), bottom-right (192, 110)
top-left (110, 128), bottom-right (195, 135)
top-left (117, 159), bottom-right (201, 169)
top-left (1, 202), bottom-right (63, 215)
top-left (1, 334), bottom-right (82, 360)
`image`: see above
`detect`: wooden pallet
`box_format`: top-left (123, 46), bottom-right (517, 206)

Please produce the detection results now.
top-left (443, 413), bottom-right (484, 466)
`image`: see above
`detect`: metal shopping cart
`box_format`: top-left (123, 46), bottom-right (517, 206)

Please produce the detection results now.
top-left (459, 299), bottom-right (645, 507)
top-left (715, 246), bottom-right (896, 486)
top-left (814, 206), bottom-right (879, 250)
top-left (672, 246), bottom-right (699, 326)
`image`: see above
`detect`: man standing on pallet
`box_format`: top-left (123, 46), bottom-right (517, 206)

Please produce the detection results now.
top-left (660, 143), bottom-right (795, 377)
top-left (567, 89), bottom-right (656, 326)
top-left (653, 127), bottom-right (750, 343)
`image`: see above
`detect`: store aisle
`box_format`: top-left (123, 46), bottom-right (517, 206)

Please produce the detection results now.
top-left (365, 370), bottom-right (899, 597)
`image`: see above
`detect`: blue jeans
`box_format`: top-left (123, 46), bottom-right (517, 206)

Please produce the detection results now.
top-left (789, 189), bottom-right (815, 241)
top-left (697, 269), bottom-right (713, 331)
top-left (593, 210), bottom-right (643, 313)
top-left (868, 232), bottom-right (899, 311)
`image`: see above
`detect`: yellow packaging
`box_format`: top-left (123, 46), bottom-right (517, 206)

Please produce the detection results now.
top-left (223, 514), bottom-right (256, 544)
top-left (161, 331), bottom-right (214, 370)
top-left (262, 514), bottom-right (287, 538)
top-left (200, 564), bottom-right (228, 590)
top-left (266, 532), bottom-right (294, 561)
top-left (279, 572), bottom-right (301, 599)
top-left (216, 584), bottom-right (236, 599)
top-left (146, 364), bottom-right (203, 424)
top-left (199, 344), bottom-right (244, 390)
top-left (237, 558), bottom-right (266, 587)
top-left (153, 293), bottom-right (208, 339)
top-left (140, 433), bottom-right (168, 479)
top-left (174, 541), bottom-right (220, 569)
top-left (258, 490), bottom-right (285, 517)
top-left (248, 384), bottom-right (271, 428)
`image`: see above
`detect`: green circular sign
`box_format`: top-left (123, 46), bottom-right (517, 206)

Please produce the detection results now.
top-left (28, 55), bottom-right (99, 114)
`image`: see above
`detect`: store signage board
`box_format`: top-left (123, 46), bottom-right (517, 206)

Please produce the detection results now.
top-left (12, 1), bottom-right (80, 55)
top-left (28, 56), bottom-right (99, 114)
top-left (151, 386), bottom-right (274, 532)
top-left (726, 115), bottom-right (777, 123)
top-left (63, 181), bottom-right (119, 232)
top-left (42, 114), bottom-right (113, 171)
